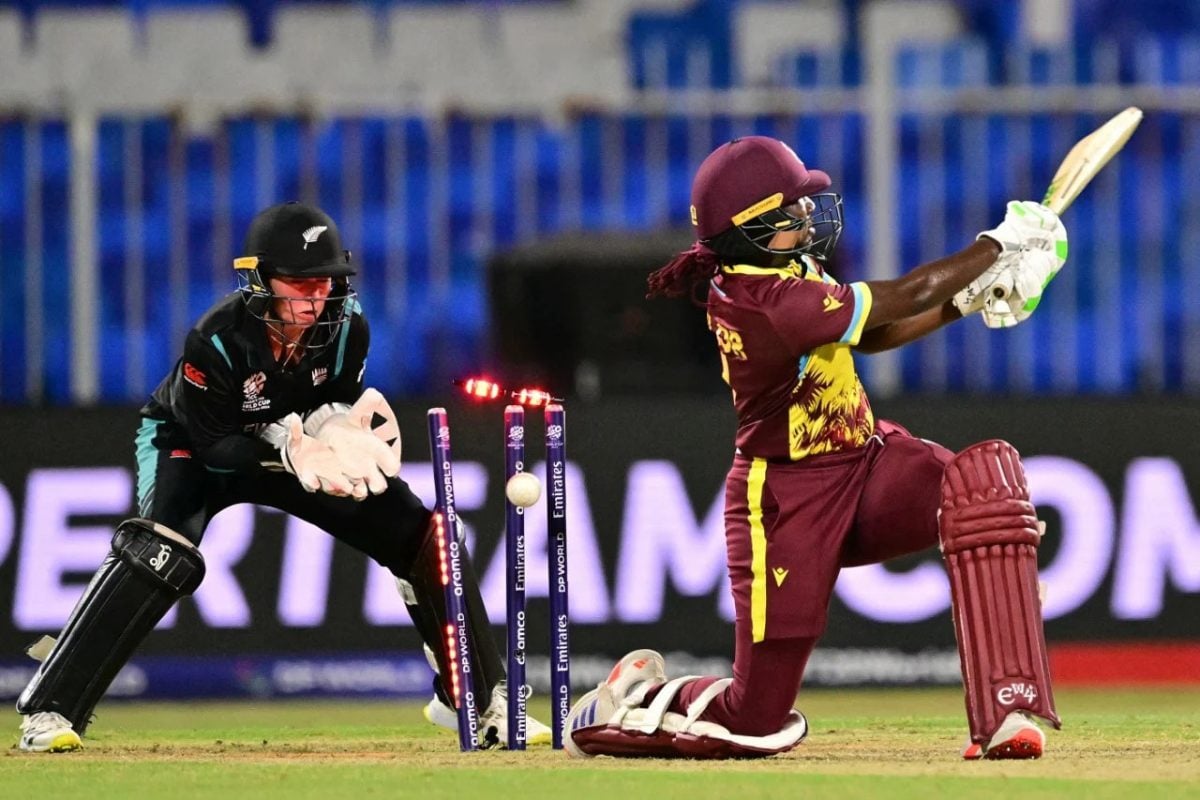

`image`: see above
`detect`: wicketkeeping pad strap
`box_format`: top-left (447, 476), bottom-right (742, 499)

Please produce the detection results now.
top-left (939, 440), bottom-right (1061, 744)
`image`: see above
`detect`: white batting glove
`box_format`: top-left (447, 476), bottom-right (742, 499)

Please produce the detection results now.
top-left (955, 201), bottom-right (1068, 317)
top-left (952, 250), bottom-right (1020, 316)
top-left (980, 248), bottom-right (1060, 329)
top-left (263, 413), bottom-right (356, 496)
top-left (979, 200), bottom-right (1068, 296)
top-left (978, 200), bottom-right (1067, 259)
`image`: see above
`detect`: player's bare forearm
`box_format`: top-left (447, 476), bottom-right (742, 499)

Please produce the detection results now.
top-left (863, 239), bottom-right (1000, 329)
top-left (855, 300), bottom-right (961, 353)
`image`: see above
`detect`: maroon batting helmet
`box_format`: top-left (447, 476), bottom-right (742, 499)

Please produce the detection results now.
top-left (690, 136), bottom-right (842, 261)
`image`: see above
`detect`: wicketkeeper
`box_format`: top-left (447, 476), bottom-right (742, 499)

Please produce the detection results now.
top-left (564, 136), bottom-right (1064, 760)
top-left (15, 201), bottom-right (549, 752)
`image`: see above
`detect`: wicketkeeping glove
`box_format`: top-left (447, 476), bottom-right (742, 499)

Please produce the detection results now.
top-left (305, 388), bottom-right (402, 498)
top-left (263, 413), bottom-right (357, 496)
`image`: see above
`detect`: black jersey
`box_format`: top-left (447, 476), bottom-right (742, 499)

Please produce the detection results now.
top-left (141, 292), bottom-right (368, 473)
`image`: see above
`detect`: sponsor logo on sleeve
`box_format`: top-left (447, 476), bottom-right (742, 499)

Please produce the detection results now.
top-left (822, 293), bottom-right (844, 312)
top-left (183, 363), bottom-right (207, 390)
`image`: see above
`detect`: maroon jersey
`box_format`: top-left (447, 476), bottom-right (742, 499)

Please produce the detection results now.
top-left (706, 256), bottom-right (875, 460)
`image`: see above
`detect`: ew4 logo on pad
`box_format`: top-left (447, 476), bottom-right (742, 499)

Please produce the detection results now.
top-left (996, 681), bottom-right (1038, 706)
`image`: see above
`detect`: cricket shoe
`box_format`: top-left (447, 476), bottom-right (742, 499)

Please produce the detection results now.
top-left (962, 711), bottom-right (1045, 760)
top-left (564, 648), bottom-right (667, 758)
top-left (19, 711), bottom-right (82, 753)
top-left (420, 644), bottom-right (552, 747)
top-left (423, 681), bottom-right (553, 747)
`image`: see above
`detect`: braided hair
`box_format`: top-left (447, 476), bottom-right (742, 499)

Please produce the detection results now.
top-left (646, 227), bottom-right (790, 302)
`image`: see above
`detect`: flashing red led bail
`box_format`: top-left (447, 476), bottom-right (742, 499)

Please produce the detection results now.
top-left (461, 377), bottom-right (502, 400)
top-left (515, 388), bottom-right (551, 407)
top-left (454, 377), bottom-right (563, 406)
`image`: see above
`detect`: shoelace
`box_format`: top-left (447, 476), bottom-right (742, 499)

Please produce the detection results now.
top-left (22, 712), bottom-right (70, 735)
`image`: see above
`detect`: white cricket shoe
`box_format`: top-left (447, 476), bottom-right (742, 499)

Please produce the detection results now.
top-left (564, 648), bottom-right (667, 758)
top-left (422, 644), bottom-right (552, 747)
top-left (962, 711), bottom-right (1046, 760)
top-left (19, 711), bottom-right (82, 753)
top-left (423, 680), bottom-right (554, 747)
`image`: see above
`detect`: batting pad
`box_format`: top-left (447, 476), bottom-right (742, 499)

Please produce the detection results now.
top-left (939, 440), bottom-right (1061, 744)
top-left (17, 519), bottom-right (205, 734)
top-left (569, 676), bottom-right (808, 759)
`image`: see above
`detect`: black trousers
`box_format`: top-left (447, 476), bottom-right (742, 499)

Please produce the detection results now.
top-left (137, 425), bottom-right (431, 577)
top-left (133, 421), bottom-right (508, 722)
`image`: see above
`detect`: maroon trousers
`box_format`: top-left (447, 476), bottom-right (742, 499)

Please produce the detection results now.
top-left (654, 421), bottom-right (953, 735)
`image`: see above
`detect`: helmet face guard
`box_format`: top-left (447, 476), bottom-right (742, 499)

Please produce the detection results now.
top-left (736, 192), bottom-right (844, 262)
top-left (235, 260), bottom-right (356, 356)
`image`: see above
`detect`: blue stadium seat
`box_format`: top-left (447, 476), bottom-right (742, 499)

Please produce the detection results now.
top-left (628, 1), bottom-right (734, 90)
top-left (895, 38), bottom-right (990, 89)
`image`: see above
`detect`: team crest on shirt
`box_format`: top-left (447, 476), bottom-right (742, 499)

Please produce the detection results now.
top-left (242, 371), bottom-right (271, 412)
top-left (312, 366), bottom-right (328, 386)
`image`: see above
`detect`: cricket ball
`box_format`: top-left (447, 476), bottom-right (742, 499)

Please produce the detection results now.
top-left (505, 472), bottom-right (542, 508)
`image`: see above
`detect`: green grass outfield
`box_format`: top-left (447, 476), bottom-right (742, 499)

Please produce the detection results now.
top-left (3, 687), bottom-right (1198, 799)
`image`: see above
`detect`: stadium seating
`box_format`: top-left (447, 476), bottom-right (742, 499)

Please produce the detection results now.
top-left (0, 1), bottom-right (1195, 400)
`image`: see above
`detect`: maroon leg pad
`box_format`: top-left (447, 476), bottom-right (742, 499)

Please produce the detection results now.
top-left (940, 440), bottom-right (1061, 744)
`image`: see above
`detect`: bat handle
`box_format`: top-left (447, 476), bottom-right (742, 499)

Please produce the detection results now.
top-left (989, 273), bottom-right (1014, 301)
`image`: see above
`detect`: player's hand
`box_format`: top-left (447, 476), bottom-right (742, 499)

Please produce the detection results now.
top-left (278, 414), bottom-right (357, 496)
top-left (977, 200), bottom-right (1067, 259)
top-left (952, 251), bottom-right (1018, 316)
top-left (979, 248), bottom-right (1060, 329)
top-left (346, 388), bottom-right (402, 465)
top-left (310, 390), bottom-right (401, 497)
top-left (955, 201), bottom-right (1068, 317)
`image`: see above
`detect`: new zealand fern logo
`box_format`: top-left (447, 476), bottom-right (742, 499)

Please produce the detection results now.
top-left (301, 226), bottom-right (328, 249)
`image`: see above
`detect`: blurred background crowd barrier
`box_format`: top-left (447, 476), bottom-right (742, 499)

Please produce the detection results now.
top-left (1, 0), bottom-right (1198, 701)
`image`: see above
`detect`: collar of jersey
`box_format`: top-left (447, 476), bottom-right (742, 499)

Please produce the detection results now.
top-left (721, 257), bottom-right (813, 280)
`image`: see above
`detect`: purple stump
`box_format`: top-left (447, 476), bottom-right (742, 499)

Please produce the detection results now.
top-left (503, 405), bottom-right (528, 750)
top-left (427, 408), bottom-right (480, 751)
top-left (544, 403), bottom-right (570, 749)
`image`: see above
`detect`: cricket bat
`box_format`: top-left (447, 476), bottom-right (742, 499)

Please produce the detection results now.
top-left (1042, 106), bottom-right (1143, 214)
top-left (989, 106), bottom-right (1143, 305)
